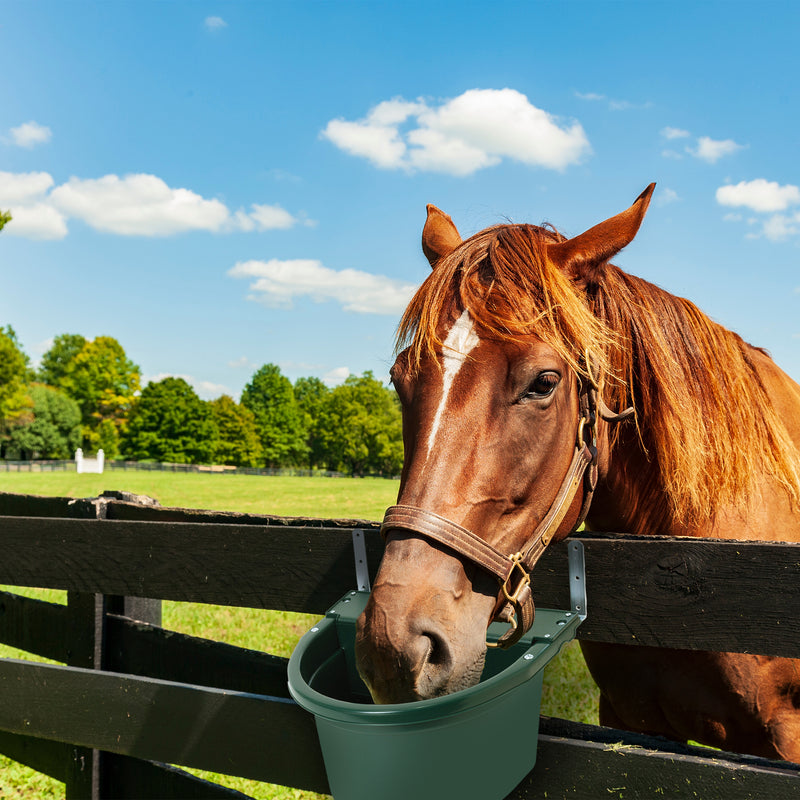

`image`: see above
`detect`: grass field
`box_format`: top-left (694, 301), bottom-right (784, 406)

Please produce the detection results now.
top-left (0, 471), bottom-right (600, 799)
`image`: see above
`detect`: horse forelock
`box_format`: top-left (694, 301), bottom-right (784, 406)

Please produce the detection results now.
top-left (397, 223), bottom-right (616, 381)
top-left (397, 221), bottom-right (800, 529)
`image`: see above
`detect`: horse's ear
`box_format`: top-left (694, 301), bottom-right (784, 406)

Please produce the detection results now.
top-left (547, 183), bottom-right (655, 288)
top-left (422, 204), bottom-right (462, 268)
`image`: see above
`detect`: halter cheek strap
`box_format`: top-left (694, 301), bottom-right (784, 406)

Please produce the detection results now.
top-left (381, 363), bottom-right (631, 649)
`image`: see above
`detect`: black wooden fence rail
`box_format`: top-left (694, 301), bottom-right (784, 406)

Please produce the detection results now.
top-left (1, 489), bottom-right (799, 799)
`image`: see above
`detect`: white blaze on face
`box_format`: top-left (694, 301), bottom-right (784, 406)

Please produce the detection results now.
top-left (427, 309), bottom-right (480, 457)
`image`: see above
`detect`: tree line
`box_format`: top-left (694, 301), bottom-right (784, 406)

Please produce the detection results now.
top-left (0, 328), bottom-right (403, 477)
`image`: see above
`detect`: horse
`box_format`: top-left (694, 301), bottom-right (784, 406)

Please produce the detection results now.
top-left (354, 184), bottom-right (800, 762)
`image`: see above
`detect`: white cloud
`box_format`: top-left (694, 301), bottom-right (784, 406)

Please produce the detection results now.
top-left (717, 179), bottom-right (800, 241)
top-left (661, 126), bottom-right (691, 140)
top-left (228, 259), bottom-right (417, 314)
top-left (0, 170), bottom-right (303, 239)
top-left (247, 203), bottom-right (301, 231)
top-left (4, 203), bottom-right (68, 240)
top-left (143, 372), bottom-right (230, 400)
top-left (760, 213), bottom-right (800, 241)
top-left (205, 16), bottom-right (227, 30)
top-left (323, 367), bottom-right (351, 386)
top-left (0, 170), bottom-right (54, 204)
top-left (716, 179), bottom-right (800, 213)
top-left (8, 121), bottom-right (52, 148)
top-left (322, 89), bottom-right (590, 175)
top-left (659, 129), bottom-right (744, 164)
top-left (691, 136), bottom-right (744, 163)
top-left (50, 174), bottom-right (231, 236)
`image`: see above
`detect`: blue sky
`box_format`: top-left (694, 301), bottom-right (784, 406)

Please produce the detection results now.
top-left (2, 1), bottom-right (799, 400)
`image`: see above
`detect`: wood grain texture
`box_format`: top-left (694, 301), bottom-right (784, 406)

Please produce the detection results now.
top-left (0, 658), bottom-right (330, 793)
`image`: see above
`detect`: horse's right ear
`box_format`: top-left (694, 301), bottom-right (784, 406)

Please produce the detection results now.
top-left (422, 205), bottom-right (462, 268)
top-left (547, 183), bottom-right (655, 288)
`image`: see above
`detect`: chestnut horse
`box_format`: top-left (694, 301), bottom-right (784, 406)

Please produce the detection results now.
top-left (355, 185), bottom-right (800, 761)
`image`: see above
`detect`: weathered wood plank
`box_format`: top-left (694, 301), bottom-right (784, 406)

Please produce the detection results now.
top-left (0, 515), bottom-right (382, 615)
top-left (0, 730), bottom-right (69, 781)
top-left (0, 590), bottom-right (69, 662)
top-left (506, 718), bottom-right (800, 799)
top-left (0, 658), bottom-right (330, 793)
top-left (529, 533), bottom-right (800, 657)
top-left (104, 614), bottom-right (292, 698)
top-left (2, 517), bottom-right (799, 654)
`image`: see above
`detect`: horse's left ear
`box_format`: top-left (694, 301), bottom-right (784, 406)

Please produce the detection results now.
top-left (422, 204), bottom-right (462, 268)
top-left (547, 183), bottom-right (655, 288)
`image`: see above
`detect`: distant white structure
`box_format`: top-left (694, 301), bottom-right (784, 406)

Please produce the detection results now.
top-left (76, 448), bottom-right (104, 474)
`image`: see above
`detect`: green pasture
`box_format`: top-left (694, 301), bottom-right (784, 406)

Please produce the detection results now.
top-left (0, 471), bottom-right (599, 799)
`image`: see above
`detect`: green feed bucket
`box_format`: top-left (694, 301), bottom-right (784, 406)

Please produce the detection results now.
top-left (288, 541), bottom-right (586, 800)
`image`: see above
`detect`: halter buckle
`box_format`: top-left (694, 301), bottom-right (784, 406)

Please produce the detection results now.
top-left (500, 552), bottom-right (531, 605)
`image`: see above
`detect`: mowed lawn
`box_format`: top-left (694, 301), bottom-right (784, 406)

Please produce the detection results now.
top-left (0, 471), bottom-right (599, 799)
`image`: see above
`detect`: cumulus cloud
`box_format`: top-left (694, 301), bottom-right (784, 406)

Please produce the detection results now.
top-left (0, 170), bottom-right (304, 239)
top-left (716, 179), bottom-right (800, 213)
top-left (228, 259), bottom-right (417, 314)
top-left (205, 16), bottom-right (227, 30)
top-left (50, 174), bottom-right (231, 236)
top-left (0, 171), bottom-right (68, 239)
top-left (692, 136), bottom-right (744, 164)
top-left (322, 89), bottom-right (590, 175)
top-left (660, 128), bottom-right (744, 164)
top-left (8, 121), bottom-right (52, 148)
top-left (717, 179), bottom-right (800, 241)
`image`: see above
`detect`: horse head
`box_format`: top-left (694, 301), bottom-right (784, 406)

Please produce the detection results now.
top-left (355, 186), bottom-right (654, 703)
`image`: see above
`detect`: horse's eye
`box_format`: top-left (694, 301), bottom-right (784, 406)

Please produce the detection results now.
top-left (524, 372), bottom-right (560, 399)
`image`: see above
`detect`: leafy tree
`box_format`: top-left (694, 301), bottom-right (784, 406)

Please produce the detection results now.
top-left (5, 384), bottom-right (81, 459)
top-left (59, 335), bottom-right (140, 456)
top-left (294, 376), bottom-right (331, 469)
top-left (122, 377), bottom-right (217, 464)
top-left (317, 371), bottom-right (402, 476)
top-left (0, 210), bottom-right (10, 231)
top-left (209, 395), bottom-right (262, 467)
top-left (241, 364), bottom-right (307, 467)
top-left (38, 333), bottom-right (87, 387)
top-left (0, 326), bottom-right (33, 447)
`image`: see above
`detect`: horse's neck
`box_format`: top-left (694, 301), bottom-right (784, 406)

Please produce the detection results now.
top-left (590, 349), bottom-right (800, 542)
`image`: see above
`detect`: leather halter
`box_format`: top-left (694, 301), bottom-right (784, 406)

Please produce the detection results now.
top-left (381, 362), bottom-right (633, 649)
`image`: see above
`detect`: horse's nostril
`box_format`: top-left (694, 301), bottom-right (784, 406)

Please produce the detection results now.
top-left (422, 630), bottom-right (453, 670)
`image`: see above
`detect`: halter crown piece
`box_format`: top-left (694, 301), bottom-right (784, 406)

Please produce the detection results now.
top-left (381, 357), bottom-right (633, 649)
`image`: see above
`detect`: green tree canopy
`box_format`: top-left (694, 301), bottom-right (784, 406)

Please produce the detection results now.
top-left (294, 376), bottom-right (331, 469)
top-left (0, 210), bottom-right (10, 231)
top-left (122, 377), bottom-right (217, 464)
top-left (209, 395), bottom-right (262, 467)
top-left (0, 326), bottom-right (32, 431)
top-left (59, 335), bottom-right (140, 456)
top-left (317, 371), bottom-right (402, 476)
top-left (5, 384), bottom-right (82, 459)
top-left (38, 333), bottom-right (87, 387)
top-left (241, 364), bottom-right (307, 467)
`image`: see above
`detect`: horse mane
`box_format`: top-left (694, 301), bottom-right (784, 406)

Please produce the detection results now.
top-left (398, 223), bottom-right (800, 528)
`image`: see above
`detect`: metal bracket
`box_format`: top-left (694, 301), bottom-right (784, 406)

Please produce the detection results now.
top-left (568, 540), bottom-right (588, 621)
top-left (352, 529), bottom-right (370, 592)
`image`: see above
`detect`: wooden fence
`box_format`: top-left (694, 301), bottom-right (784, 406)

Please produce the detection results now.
top-left (0, 459), bottom-right (346, 478)
top-left (1, 489), bottom-right (799, 799)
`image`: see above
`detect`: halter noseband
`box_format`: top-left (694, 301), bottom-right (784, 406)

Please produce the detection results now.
top-left (381, 361), bottom-right (632, 649)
